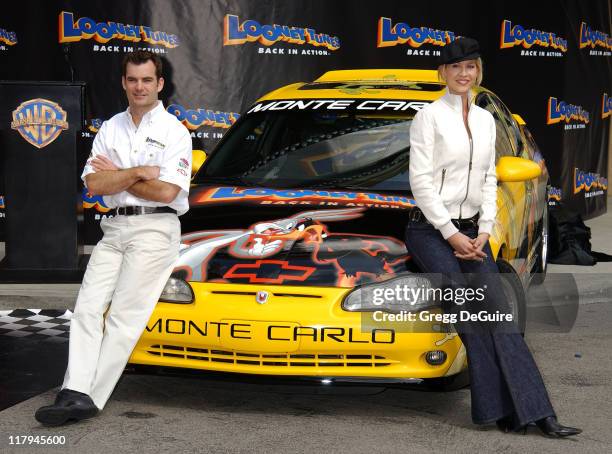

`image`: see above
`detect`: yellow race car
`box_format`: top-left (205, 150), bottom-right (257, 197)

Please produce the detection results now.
top-left (129, 69), bottom-right (549, 389)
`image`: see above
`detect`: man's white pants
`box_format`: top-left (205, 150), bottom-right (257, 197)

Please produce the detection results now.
top-left (62, 213), bottom-right (181, 409)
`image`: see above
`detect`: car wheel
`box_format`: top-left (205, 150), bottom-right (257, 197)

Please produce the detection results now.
top-left (497, 259), bottom-right (527, 334)
top-left (531, 204), bottom-right (549, 285)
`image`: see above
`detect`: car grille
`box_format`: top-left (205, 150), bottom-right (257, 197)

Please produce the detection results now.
top-left (146, 344), bottom-right (393, 367)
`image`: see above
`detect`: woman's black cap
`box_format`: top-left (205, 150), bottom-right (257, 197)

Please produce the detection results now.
top-left (438, 37), bottom-right (481, 65)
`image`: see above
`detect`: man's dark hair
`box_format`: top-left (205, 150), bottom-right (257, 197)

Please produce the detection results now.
top-left (122, 50), bottom-right (163, 79)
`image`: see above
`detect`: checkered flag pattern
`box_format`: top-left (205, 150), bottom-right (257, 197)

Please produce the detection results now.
top-left (0, 309), bottom-right (72, 343)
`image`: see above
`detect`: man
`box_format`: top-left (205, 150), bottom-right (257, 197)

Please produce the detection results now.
top-left (35, 50), bottom-right (192, 426)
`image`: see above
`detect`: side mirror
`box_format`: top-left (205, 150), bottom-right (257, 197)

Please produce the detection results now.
top-left (512, 113), bottom-right (526, 126)
top-left (192, 149), bottom-right (207, 179)
top-left (496, 156), bottom-right (541, 182)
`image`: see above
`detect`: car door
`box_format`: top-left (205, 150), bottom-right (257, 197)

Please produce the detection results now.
top-left (475, 91), bottom-right (532, 274)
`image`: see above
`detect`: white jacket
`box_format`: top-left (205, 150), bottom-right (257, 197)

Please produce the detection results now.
top-left (409, 88), bottom-right (497, 239)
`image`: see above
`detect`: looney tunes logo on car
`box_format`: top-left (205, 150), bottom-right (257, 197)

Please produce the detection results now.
top-left (193, 187), bottom-right (416, 209)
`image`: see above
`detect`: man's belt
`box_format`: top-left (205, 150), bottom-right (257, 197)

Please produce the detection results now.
top-left (111, 206), bottom-right (177, 216)
top-left (409, 207), bottom-right (479, 230)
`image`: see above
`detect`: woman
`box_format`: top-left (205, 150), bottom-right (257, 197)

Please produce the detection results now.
top-left (406, 37), bottom-right (581, 437)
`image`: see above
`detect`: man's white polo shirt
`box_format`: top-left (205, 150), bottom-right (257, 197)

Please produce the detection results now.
top-left (82, 101), bottom-right (192, 215)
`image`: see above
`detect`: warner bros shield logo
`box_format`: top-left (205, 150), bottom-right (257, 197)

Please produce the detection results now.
top-left (10, 98), bottom-right (69, 149)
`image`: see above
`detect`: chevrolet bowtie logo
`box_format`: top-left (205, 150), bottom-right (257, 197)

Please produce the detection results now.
top-left (223, 260), bottom-right (315, 284)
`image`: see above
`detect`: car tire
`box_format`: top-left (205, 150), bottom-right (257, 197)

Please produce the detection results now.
top-left (497, 259), bottom-right (527, 334)
top-left (531, 204), bottom-right (549, 285)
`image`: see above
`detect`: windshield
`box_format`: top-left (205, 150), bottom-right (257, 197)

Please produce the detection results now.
top-left (197, 104), bottom-right (417, 191)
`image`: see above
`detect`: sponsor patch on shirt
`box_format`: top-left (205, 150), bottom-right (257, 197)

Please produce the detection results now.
top-left (179, 158), bottom-right (189, 169)
top-left (145, 137), bottom-right (166, 149)
top-left (177, 168), bottom-right (188, 176)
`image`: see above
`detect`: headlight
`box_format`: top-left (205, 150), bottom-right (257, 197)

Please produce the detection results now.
top-left (159, 277), bottom-right (194, 304)
top-left (341, 275), bottom-right (439, 313)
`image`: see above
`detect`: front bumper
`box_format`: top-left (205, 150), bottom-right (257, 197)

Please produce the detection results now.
top-left (130, 282), bottom-right (467, 379)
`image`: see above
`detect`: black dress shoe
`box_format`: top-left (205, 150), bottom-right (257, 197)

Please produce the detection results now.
top-left (496, 415), bottom-right (526, 434)
top-left (535, 416), bottom-right (582, 437)
top-left (496, 416), bottom-right (513, 433)
top-left (35, 389), bottom-right (99, 426)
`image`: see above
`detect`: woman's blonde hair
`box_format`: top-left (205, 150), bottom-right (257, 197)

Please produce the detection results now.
top-left (437, 57), bottom-right (483, 86)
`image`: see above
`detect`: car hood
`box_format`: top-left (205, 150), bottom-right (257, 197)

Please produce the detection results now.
top-left (175, 185), bottom-right (417, 288)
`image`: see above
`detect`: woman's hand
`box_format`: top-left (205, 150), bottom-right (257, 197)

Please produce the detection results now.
top-left (471, 233), bottom-right (490, 253)
top-left (448, 231), bottom-right (487, 261)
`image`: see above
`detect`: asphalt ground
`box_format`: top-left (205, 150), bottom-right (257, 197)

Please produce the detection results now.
top-left (1, 199), bottom-right (611, 453)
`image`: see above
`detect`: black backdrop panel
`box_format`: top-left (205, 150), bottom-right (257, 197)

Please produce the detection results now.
top-left (0, 0), bottom-right (609, 246)
top-left (0, 82), bottom-right (85, 269)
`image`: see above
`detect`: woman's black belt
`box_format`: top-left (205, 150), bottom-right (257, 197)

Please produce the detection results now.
top-left (110, 206), bottom-right (177, 216)
top-left (409, 207), bottom-right (479, 229)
